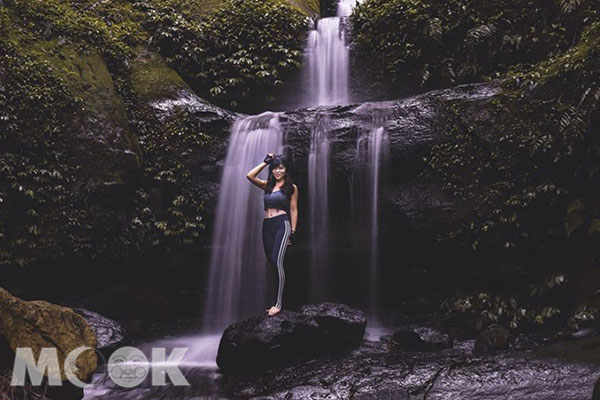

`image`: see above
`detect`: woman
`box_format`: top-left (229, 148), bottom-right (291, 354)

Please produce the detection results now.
top-left (246, 153), bottom-right (298, 316)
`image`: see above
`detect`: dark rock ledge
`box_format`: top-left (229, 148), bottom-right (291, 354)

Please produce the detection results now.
top-left (216, 302), bottom-right (366, 374)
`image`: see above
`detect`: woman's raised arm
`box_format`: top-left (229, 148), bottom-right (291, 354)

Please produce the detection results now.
top-left (246, 153), bottom-right (273, 190)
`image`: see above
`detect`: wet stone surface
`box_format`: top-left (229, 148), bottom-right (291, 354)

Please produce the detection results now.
top-left (82, 310), bottom-right (600, 400)
top-left (222, 335), bottom-right (599, 400)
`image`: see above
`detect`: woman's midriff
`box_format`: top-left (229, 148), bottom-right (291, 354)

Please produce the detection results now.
top-left (264, 208), bottom-right (288, 219)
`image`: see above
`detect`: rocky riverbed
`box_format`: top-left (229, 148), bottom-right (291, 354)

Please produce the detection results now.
top-left (81, 305), bottom-right (600, 400)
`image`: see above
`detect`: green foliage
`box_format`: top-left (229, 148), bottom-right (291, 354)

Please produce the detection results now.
top-left (567, 304), bottom-right (599, 330)
top-left (429, 20), bottom-right (600, 333)
top-left (130, 107), bottom-right (212, 253)
top-left (353, 0), bottom-right (600, 332)
top-left (136, 0), bottom-right (309, 111)
top-left (0, 0), bottom-right (212, 268)
top-left (424, 21), bottom-right (600, 253)
top-left (0, 39), bottom-right (85, 267)
top-left (350, 0), bottom-right (598, 94)
top-left (4, 0), bottom-right (148, 69)
top-left (442, 273), bottom-right (567, 330)
top-left (1, 0), bottom-right (308, 270)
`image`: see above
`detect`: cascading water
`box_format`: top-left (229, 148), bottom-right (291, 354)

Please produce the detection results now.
top-left (351, 111), bottom-right (389, 332)
top-left (308, 113), bottom-right (331, 302)
top-left (304, 0), bottom-right (360, 106)
top-left (305, 17), bottom-right (349, 106)
top-left (305, 0), bottom-right (362, 301)
top-left (201, 112), bottom-right (284, 337)
top-left (365, 124), bottom-right (388, 319)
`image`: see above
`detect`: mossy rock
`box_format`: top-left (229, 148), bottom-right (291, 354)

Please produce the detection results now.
top-left (130, 45), bottom-right (190, 104)
top-left (0, 287), bottom-right (98, 382)
top-left (8, 34), bottom-right (142, 184)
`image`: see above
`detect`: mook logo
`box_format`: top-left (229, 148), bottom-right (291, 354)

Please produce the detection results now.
top-left (10, 346), bottom-right (190, 388)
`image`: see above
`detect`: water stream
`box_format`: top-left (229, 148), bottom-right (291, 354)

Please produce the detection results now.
top-left (351, 110), bottom-right (389, 329)
top-left (307, 113), bottom-right (331, 302)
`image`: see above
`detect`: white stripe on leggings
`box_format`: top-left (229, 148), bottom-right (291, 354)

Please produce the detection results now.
top-left (275, 219), bottom-right (291, 309)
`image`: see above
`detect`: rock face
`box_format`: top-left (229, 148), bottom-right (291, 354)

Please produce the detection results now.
top-left (0, 287), bottom-right (98, 383)
top-left (388, 330), bottom-right (450, 352)
top-left (216, 302), bottom-right (366, 374)
top-left (195, 82), bottom-right (502, 247)
top-left (277, 81), bottom-right (500, 235)
top-left (188, 81), bottom-right (504, 308)
top-left (195, 81), bottom-right (501, 232)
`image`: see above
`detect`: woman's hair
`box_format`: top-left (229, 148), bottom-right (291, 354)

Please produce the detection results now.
top-left (265, 154), bottom-right (294, 196)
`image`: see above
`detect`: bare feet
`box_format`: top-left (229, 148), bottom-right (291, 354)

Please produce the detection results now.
top-left (266, 305), bottom-right (281, 316)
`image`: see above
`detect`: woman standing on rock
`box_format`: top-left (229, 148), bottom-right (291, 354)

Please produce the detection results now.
top-left (246, 153), bottom-right (299, 317)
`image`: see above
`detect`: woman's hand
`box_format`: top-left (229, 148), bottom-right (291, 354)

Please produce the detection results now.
top-left (287, 230), bottom-right (296, 246)
top-left (263, 153), bottom-right (276, 164)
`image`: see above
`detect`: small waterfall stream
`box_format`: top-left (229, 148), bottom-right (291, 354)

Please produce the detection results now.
top-left (305, 17), bottom-right (349, 106)
top-left (364, 124), bottom-right (389, 320)
top-left (304, 0), bottom-right (358, 106)
top-left (351, 110), bottom-right (389, 336)
top-left (308, 113), bottom-right (331, 302)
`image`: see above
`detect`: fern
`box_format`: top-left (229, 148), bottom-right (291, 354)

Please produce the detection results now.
top-left (559, 0), bottom-right (587, 14)
top-left (465, 23), bottom-right (496, 46)
top-left (424, 17), bottom-right (442, 41)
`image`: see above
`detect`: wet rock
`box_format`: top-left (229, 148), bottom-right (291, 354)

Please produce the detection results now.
top-left (298, 303), bottom-right (366, 348)
top-left (474, 323), bottom-right (510, 355)
top-left (389, 330), bottom-right (449, 352)
top-left (216, 302), bottom-right (366, 374)
top-left (71, 308), bottom-right (125, 349)
top-left (390, 330), bottom-right (430, 350)
top-left (220, 334), bottom-right (598, 400)
top-left (0, 287), bottom-right (98, 382)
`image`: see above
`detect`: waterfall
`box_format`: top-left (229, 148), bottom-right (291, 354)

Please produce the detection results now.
top-left (366, 125), bottom-right (388, 319)
top-left (337, 0), bottom-right (360, 17)
top-left (201, 112), bottom-right (284, 335)
top-left (303, 0), bottom-right (362, 106)
top-left (351, 112), bottom-right (389, 322)
top-left (308, 113), bottom-right (331, 302)
top-left (305, 0), bottom-right (362, 301)
top-left (305, 16), bottom-right (349, 106)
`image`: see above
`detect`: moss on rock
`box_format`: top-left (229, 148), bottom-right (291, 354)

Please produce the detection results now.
top-left (130, 45), bottom-right (189, 104)
top-left (0, 287), bottom-right (98, 382)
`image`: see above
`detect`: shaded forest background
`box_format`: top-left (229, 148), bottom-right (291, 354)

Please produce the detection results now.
top-left (0, 0), bottom-right (599, 335)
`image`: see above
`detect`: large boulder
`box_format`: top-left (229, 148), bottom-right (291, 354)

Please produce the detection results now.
top-left (216, 302), bottom-right (366, 374)
top-left (0, 287), bottom-right (98, 383)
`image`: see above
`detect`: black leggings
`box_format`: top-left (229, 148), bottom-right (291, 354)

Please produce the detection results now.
top-left (262, 213), bottom-right (291, 309)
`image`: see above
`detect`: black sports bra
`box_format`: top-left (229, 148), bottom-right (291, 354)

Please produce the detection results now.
top-left (264, 189), bottom-right (290, 214)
